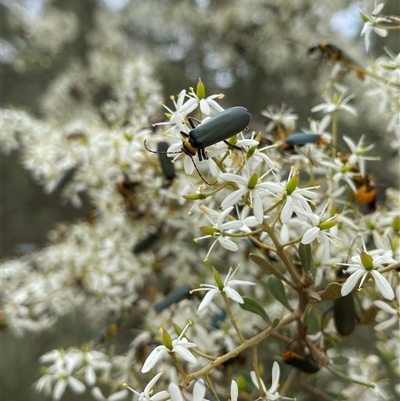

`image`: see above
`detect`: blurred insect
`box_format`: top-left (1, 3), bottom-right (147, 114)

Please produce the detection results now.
top-left (153, 285), bottom-right (193, 313)
top-left (333, 266), bottom-right (356, 336)
top-left (53, 164), bottom-right (80, 193)
top-left (282, 350), bottom-right (321, 374)
top-left (351, 172), bottom-right (377, 213)
top-left (116, 174), bottom-right (140, 219)
top-left (66, 131), bottom-right (87, 141)
top-left (148, 114), bottom-right (164, 133)
top-left (307, 41), bottom-right (366, 81)
top-left (132, 226), bottom-right (163, 254)
top-left (145, 106), bottom-right (251, 185)
top-left (279, 132), bottom-right (331, 152)
top-left (157, 141), bottom-right (176, 187)
top-left (91, 319), bottom-right (122, 349)
top-left (282, 323), bottom-right (322, 374)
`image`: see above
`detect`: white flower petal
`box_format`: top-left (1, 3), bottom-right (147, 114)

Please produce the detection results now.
top-left (110, 390), bottom-right (129, 401)
top-left (169, 383), bottom-right (183, 401)
top-left (193, 380), bottom-right (206, 401)
top-left (374, 27), bottom-right (388, 37)
top-left (228, 279), bottom-right (256, 287)
top-left (224, 286), bottom-right (244, 304)
top-left (253, 191), bottom-right (265, 224)
top-left (152, 391), bottom-right (170, 401)
top-left (145, 371), bottom-right (164, 393)
top-left (373, 300), bottom-right (397, 314)
top-left (221, 220), bottom-right (244, 231)
top-left (221, 188), bottom-right (248, 210)
top-left (370, 270), bottom-right (395, 300)
top-left (231, 381), bottom-right (238, 401)
top-left (53, 380), bottom-right (67, 401)
top-left (250, 371), bottom-right (266, 392)
top-left (281, 196), bottom-right (293, 224)
top-left (220, 173), bottom-right (248, 185)
top-left (341, 270), bottom-right (365, 296)
top-left (173, 346), bottom-right (197, 365)
top-left (218, 236), bottom-right (238, 252)
top-left (301, 227), bottom-right (320, 244)
top-left (269, 362), bottom-right (280, 394)
top-left (197, 289), bottom-right (219, 313)
top-left (141, 347), bottom-right (167, 373)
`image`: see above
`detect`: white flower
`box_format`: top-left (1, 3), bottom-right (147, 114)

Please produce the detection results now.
top-left (360, 3), bottom-right (389, 51)
top-left (261, 105), bottom-right (298, 133)
top-left (124, 372), bottom-right (169, 401)
top-left (311, 92), bottom-right (357, 117)
top-left (339, 246), bottom-right (396, 300)
top-left (186, 86), bottom-right (225, 115)
top-left (373, 286), bottom-right (400, 331)
top-left (262, 167), bottom-right (318, 224)
top-left (191, 265), bottom-right (256, 313)
top-left (343, 134), bottom-right (378, 178)
top-left (141, 323), bottom-right (197, 373)
top-left (331, 158), bottom-right (358, 192)
top-left (156, 90), bottom-right (198, 137)
top-left (194, 205), bottom-right (244, 261)
top-left (91, 387), bottom-right (128, 401)
top-left (36, 349), bottom-right (86, 400)
top-left (220, 170), bottom-right (272, 224)
top-left (251, 362), bottom-right (294, 401)
top-left (301, 200), bottom-right (340, 262)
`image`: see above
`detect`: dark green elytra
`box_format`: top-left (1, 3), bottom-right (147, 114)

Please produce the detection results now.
top-left (183, 106), bottom-right (251, 160)
top-left (153, 285), bottom-right (192, 313)
top-left (285, 133), bottom-right (322, 145)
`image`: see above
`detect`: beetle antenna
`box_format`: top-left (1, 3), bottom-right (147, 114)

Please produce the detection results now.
top-left (144, 140), bottom-right (182, 155)
top-left (189, 156), bottom-right (217, 186)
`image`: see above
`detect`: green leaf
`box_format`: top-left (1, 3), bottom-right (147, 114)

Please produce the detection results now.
top-left (239, 296), bottom-right (271, 323)
top-left (271, 318), bottom-right (280, 328)
top-left (267, 276), bottom-right (292, 310)
top-left (250, 254), bottom-right (288, 283)
top-left (319, 282), bottom-right (342, 300)
top-left (298, 242), bottom-right (316, 277)
top-left (331, 355), bottom-right (349, 365)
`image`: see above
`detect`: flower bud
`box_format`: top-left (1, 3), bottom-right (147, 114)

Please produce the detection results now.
top-left (286, 173), bottom-right (299, 195)
top-left (360, 11), bottom-right (369, 23)
top-left (161, 328), bottom-right (173, 350)
top-left (360, 250), bottom-right (374, 271)
top-left (196, 78), bottom-right (205, 100)
top-left (173, 322), bottom-right (183, 337)
top-left (318, 219), bottom-right (338, 231)
top-left (183, 193), bottom-right (206, 200)
top-left (248, 173), bottom-right (259, 189)
top-left (200, 226), bottom-right (219, 236)
top-left (213, 267), bottom-right (224, 290)
top-left (228, 134), bottom-right (238, 146)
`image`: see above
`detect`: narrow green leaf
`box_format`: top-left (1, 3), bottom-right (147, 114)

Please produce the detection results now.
top-left (331, 355), bottom-right (349, 365)
top-left (299, 243), bottom-right (316, 277)
top-left (271, 318), bottom-right (280, 328)
top-left (239, 296), bottom-right (271, 323)
top-left (267, 276), bottom-right (292, 310)
top-left (250, 254), bottom-right (288, 283)
top-left (319, 282), bottom-right (343, 300)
